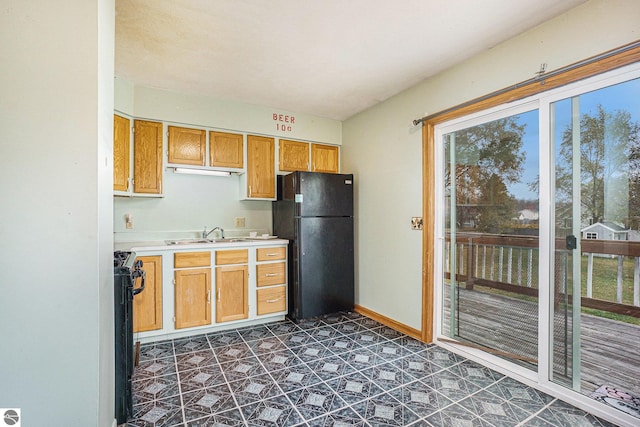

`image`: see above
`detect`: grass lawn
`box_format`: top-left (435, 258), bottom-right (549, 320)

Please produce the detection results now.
top-left (578, 255), bottom-right (640, 325)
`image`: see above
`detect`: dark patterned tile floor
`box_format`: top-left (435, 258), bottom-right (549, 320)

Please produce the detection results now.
top-left (129, 312), bottom-right (618, 426)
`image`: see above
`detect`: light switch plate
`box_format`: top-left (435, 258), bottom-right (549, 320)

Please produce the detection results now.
top-left (234, 217), bottom-right (246, 228)
top-left (411, 217), bottom-right (423, 230)
top-left (125, 213), bottom-right (134, 229)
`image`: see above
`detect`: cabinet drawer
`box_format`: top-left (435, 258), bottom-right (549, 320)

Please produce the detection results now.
top-left (174, 251), bottom-right (211, 268)
top-left (256, 247), bottom-right (286, 261)
top-left (257, 286), bottom-right (286, 315)
top-left (256, 262), bottom-right (286, 287)
top-left (216, 249), bottom-right (248, 265)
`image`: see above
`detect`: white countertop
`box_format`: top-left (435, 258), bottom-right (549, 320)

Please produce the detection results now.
top-left (115, 238), bottom-right (289, 252)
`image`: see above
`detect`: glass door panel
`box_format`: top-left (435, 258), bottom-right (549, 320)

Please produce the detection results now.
top-left (442, 109), bottom-right (540, 370)
top-left (551, 78), bottom-right (640, 410)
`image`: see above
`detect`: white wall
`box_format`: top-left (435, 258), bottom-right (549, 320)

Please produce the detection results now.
top-left (131, 85), bottom-right (342, 145)
top-left (342, 0), bottom-right (640, 330)
top-left (113, 83), bottom-right (343, 241)
top-left (114, 174), bottom-right (273, 239)
top-left (0, 1), bottom-right (114, 426)
top-left (98, 0), bottom-right (116, 425)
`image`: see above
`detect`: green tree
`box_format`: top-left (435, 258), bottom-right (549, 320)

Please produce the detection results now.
top-left (445, 116), bottom-right (526, 232)
top-left (557, 105), bottom-right (640, 228)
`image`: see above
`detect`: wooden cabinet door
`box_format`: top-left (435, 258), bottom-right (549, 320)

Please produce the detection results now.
top-left (215, 265), bottom-right (249, 322)
top-left (174, 251), bottom-right (210, 268)
top-left (311, 143), bottom-right (339, 173)
top-left (174, 268), bottom-right (212, 329)
top-left (168, 126), bottom-right (205, 166)
top-left (133, 120), bottom-right (163, 194)
top-left (246, 135), bottom-right (275, 199)
top-left (257, 286), bottom-right (286, 315)
top-left (279, 139), bottom-right (309, 172)
top-left (133, 255), bottom-right (162, 333)
top-left (256, 247), bottom-right (286, 261)
top-left (113, 114), bottom-right (131, 192)
top-left (210, 131), bottom-right (243, 168)
top-left (256, 262), bottom-right (286, 287)
top-left (215, 249), bottom-right (248, 266)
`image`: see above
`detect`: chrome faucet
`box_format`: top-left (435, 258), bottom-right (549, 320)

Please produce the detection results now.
top-left (202, 226), bottom-right (224, 239)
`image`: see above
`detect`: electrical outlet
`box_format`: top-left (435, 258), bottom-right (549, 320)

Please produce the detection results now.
top-left (234, 217), bottom-right (246, 228)
top-left (411, 217), bottom-right (423, 230)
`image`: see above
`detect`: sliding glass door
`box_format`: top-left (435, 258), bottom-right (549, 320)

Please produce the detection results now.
top-left (441, 105), bottom-right (540, 371)
top-left (436, 63), bottom-right (640, 422)
top-left (550, 77), bottom-right (640, 407)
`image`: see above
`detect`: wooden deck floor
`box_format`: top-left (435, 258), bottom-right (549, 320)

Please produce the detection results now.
top-left (442, 287), bottom-right (640, 397)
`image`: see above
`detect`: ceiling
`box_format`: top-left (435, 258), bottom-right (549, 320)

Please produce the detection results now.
top-left (115, 0), bottom-right (587, 121)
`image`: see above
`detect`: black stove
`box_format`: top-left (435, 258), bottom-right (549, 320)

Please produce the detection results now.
top-left (114, 250), bottom-right (131, 268)
top-left (114, 251), bottom-right (145, 424)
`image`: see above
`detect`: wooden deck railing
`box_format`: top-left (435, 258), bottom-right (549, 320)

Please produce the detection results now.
top-left (444, 233), bottom-right (640, 318)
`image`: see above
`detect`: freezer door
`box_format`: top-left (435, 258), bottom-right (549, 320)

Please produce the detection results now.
top-left (293, 216), bottom-right (354, 319)
top-left (286, 171), bottom-right (354, 217)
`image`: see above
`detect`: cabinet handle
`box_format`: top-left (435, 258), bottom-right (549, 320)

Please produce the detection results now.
top-left (207, 290), bottom-right (211, 303)
top-left (217, 288), bottom-right (221, 302)
top-left (265, 273), bottom-right (278, 277)
top-left (266, 297), bottom-right (282, 303)
top-left (249, 185), bottom-right (252, 197)
top-left (266, 253), bottom-right (278, 256)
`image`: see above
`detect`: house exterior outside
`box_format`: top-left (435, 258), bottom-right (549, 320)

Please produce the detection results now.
top-left (581, 221), bottom-right (629, 240)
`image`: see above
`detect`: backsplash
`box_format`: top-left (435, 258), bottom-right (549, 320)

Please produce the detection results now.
top-left (113, 172), bottom-right (272, 241)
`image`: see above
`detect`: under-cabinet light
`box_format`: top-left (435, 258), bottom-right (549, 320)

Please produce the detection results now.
top-left (173, 167), bottom-right (231, 177)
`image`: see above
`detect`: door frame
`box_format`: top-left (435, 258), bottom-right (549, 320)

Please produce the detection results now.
top-left (421, 41), bottom-right (640, 343)
top-left (420, 43), bottom-right (640, 426)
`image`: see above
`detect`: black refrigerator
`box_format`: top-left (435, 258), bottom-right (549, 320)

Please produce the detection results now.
top-left (273, 171), bottom-right (354, 321)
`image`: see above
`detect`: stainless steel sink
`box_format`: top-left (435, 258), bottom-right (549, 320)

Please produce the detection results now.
top-left (165, 239), bottom-right (212, 245)
top-left (165, 238), bottom-right (246, 245)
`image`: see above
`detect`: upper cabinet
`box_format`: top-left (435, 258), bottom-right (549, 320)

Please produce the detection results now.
top-left (168, 126), bottom-right (206, 166)
top-left (113, 114), bottom-right (130, 192)
top-left (113, 116), bottom-right (163, 196)
top-left (243, 135), bottom-right (275, 199)
top-left (276, 139), bottom-right (340, 174)
top-left (279, 139), bottom-right (309, 172)
top-left (311, 143), bottom-right (339, 173)
top-left (113, 111), bottom-right (340, 199)
top-left (210, 131), bottom-right (243, 169)
top-left (166, 127), bottom-right (244, 172)
top-left (133, 120), bottom-right (164, 194)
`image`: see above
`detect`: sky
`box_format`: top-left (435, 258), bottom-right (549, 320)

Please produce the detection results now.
top-left (507, 76), bottom-right (640, 204)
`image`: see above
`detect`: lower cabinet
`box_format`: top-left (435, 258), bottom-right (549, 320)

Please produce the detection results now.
top-left (215, 249), bottom-right (249, 323)
top-left (133, 255), bottom-right (163, 333)
top-left (256, 247), bottom-right (287, 317)
top-left (257, 286), bottom-right (286, 315)
top-left (133, 244), bottom-right (288, 339)
top-left (174, 252), bottom-right (212, 329)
